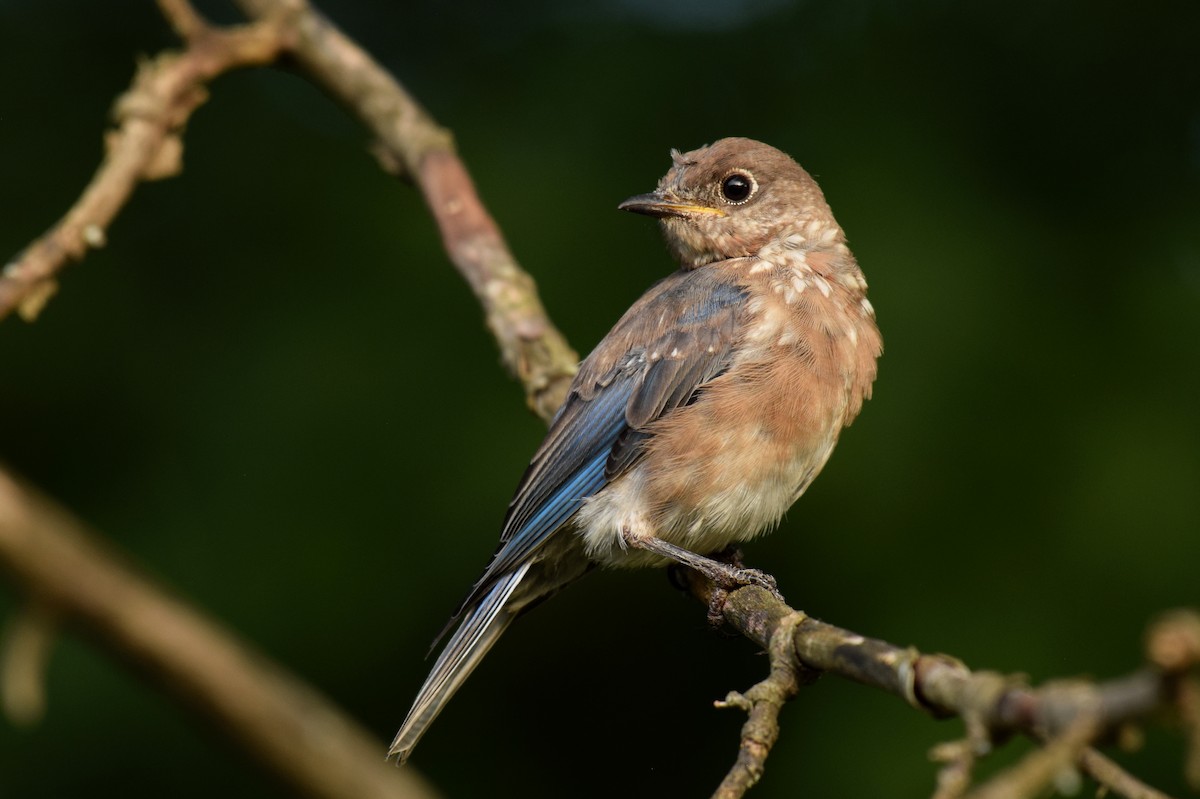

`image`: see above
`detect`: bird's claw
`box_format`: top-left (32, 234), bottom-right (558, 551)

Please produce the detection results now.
top-left (700, 562), bottom-right (784, 628)
top-left (700, 548), bottom-right (782, 598)
top-left (727, 565), bottom-right (780, 597)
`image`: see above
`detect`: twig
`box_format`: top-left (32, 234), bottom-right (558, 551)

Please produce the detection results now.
top-left (155, 0), bottom-right (209, 41)
top-left (230, 0), bottom-right (578, 420)
top-left (711, 611), bottom-right (812, 798)
top-left (0, 467), bottom-right (440, 799)
top-left (3, 0), bottom-right (578, 420)
top-left (1079, 748), bottom-right (1178, 799)
top-left (683, 574), bottom-right (1192, 798)
top-left (0, 601), bottom-right (58, 725)
top-left (929, 711), bottom-right (992, 799)
top-left (1, 0), bottom-right (574, 792)
top-left (930, 739), bottom-right (979, 799)
top-left (963, 717), bottom-right (1096, 799)
top-left (0, 7), bottom-right (284, 323)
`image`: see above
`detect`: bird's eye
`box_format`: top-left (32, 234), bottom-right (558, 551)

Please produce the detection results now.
top-left (720, 172), bottom-right (755, 204)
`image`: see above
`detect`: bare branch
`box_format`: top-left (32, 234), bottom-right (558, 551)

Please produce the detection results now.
top-left (711, 611), bottom-right (813, 798)
top-left (929, 707), bottom-right (992, 799)
top-left (1079, 749), bottom-right (1177, 799)
top-left (0, 12), bottom-right (284, 323)
top-left (682, 573), bottom-right (1193, 798)
top-left (230, 0), bottom-right (578, 419)
top-left (5, 0), bottom-right (576, 418)
top-left (155, 0), bottom-right (210, 41)
top-left (930, 739), bottom-right (979, 799)
top-left (0, 601), bottom-right (58, 725)
top-left (963, 717), bottom-right (1095, 799)
top-left (1, 0), bottom-right (575, 792)
top-left (0, 467), bottom-right (440, 799)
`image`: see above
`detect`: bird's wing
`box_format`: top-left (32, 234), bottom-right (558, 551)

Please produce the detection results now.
top-left (455, 267), bottom-right (748, 614)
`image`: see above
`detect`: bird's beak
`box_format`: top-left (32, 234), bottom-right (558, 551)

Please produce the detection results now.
top-left (618, 192), bottom-right (726, 219)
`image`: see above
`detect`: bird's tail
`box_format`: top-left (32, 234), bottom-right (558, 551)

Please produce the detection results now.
top-left (389, 562), bottom-right (532, 763)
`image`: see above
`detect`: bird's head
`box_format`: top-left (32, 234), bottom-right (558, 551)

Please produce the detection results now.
top-left (619, 137), bottom-right (841, 269)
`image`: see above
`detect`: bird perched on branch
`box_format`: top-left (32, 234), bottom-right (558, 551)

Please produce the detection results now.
top-left (390, 137), bottom-right (882, 761)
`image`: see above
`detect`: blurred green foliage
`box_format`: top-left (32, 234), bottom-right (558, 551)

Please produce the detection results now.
top-left (1, 0), bottom-right (1198, 796)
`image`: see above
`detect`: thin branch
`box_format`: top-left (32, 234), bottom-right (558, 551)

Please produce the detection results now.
top-left (682, 573), bottom-right (1196, 798)
top-left (963, 717), bottom-right (1097, 799)
top-left (3, 0), bottom-right (578, 419)
top-left (0, 601), bottom-right (58, 725)
top-left (930, 739), bottom-right (979, 799)
top-left (1079, 749), bottom-right (1178, 799)
top-left (0, 467), bottom-right (440, 799)
top-left (929, 708), bottom-right (992, 799)
top-left (1, 0), bottom-right (574, 792)
top-left (711, 611), bottom-right (813, 798)
top-left (231, 0), bottom-right (578, 419)
top-left (155, 0), bottom-right (210, 41)
top-left (0, 10), bottom-right (284, 323)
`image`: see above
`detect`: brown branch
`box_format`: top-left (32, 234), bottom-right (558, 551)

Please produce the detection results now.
top-left (711, 611), bottom-right (813, 798)
top-left (929, 739), bottom-right (979, 799)
top-left (929, 707), bottom-right (992, 799)
top-left (682, 573), bottom-right (1196, 799)
top-left (0, 467), bottom-right (440, 799)
top-left (963, 716), bottom-right (1097, 799)
top-left (0, 8), bottom-right (284, 323)
top-left (1079, 749), bottom-right (1177, 799)
top-left (2, 0), bottom-right (575, 793)
top-left (3, 0), bottom-right (578, 420)
top-left (0, 601), bottom-right (58, 725)
top-left (230, 0), bottom-right (578, 419)
top-left (155, 0), bottom-right (210, 41)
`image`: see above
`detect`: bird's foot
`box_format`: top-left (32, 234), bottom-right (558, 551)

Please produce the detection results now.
top-left (692, 557), bottom-right (780, 598)
top-left (624, 533), bottom-right (784, 626)
top-left (692, 560), bottom-right (782, 629)
top-left (706, 546), bottom-right (781, 596)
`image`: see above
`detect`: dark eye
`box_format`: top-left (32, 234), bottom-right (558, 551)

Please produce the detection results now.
top-left (720, 172), bottom-right (755, 204)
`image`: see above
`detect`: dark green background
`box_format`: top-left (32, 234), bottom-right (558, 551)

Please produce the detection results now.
top-left (2, 1), bottom-right (1198, 796)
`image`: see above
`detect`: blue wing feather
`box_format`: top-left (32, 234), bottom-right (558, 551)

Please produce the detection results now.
top-left (451, 270), bottom-right (747, 619)
top-left (401, 270), bottom-right (750, 758)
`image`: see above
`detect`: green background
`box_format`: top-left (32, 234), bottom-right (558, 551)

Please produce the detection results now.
top-left (2, 0), bottom-right (1198, 796)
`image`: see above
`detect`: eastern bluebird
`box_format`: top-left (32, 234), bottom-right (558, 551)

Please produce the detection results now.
top-left (389, 137), bottom-right (882, 761)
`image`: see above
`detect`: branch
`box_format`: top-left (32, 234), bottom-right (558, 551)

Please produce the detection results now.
top-left (711, 611), bottom-right (814, 798)
top-left (682, 572), bottom-right (1197, 799)
top-left (0, 7), bottom-right (284, 323)
top-left (2, 0), bottom-right (575, 792)
top-left (0, 467), bottom-right (440, 799)
top-left (3, 0), bottom-right (577, 419)
top-left (0, 601), bottom-right (57, 725)
top-left (1080, 749), bottom-right (1177, 799)
top-left (231, 0), bottom-right (578, 419)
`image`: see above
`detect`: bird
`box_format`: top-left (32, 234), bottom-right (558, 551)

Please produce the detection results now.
top-left (389, 137), bottom-right (882, 762)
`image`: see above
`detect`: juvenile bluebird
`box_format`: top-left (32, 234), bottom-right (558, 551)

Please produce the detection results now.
top-left (389, 137), bottom-right (882, 761)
